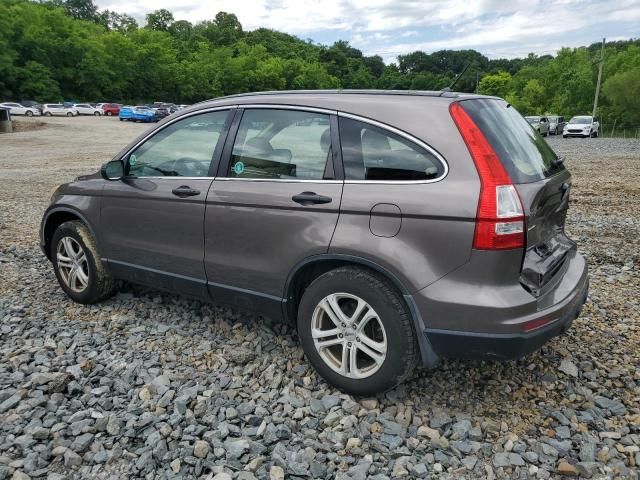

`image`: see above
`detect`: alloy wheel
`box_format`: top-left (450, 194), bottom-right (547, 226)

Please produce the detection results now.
top-left (56, 236), bottom-right (89, 293)
top-left (311, 293), bottom-right (387, 379)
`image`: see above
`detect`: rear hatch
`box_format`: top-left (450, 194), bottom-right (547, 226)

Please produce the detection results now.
top-left (461, 99), bottom-right (576, 296)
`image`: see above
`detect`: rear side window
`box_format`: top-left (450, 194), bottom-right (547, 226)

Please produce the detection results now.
top-left (229, 109), bottom-right (332, 180)
top-left (461, 99), bottom-right (562, 183)
top-left (338, 117), bottom-right (444, 181)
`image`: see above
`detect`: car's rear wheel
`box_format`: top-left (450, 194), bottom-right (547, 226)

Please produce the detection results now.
top-left (51, 221), bottom-right (117, 304)
top-left (66, 112), bottom-right (72, 117)
top-left (26, 110), bottom-right (33, 117)
top-left (297, 266), bottom-right (417, 395)
top-left (106, 111), bottom-right (112, 116)
top-left (94, 111), bottom-right (100, 116)
top-left (45, 112), bottom-right (52, 117)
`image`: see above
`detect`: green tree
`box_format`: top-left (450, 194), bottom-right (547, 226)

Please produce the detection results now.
top-left (145, 9), bottom-right (174, 31)
top-left (478, 71), bottom-right (512, 98)
top-left (602, 68), bottom-right (640, 125)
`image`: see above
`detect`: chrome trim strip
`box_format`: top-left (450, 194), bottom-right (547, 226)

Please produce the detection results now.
top-left (214, 177), bottom-right (342, 184)
top-left (337, 111), bottom-right (449, 184)
top-left (241, 104), bottom-right (336, 115)
top-left (119, 105), bottom-right (237, 160)
top-left (123, 176), bottom-right (215, 180)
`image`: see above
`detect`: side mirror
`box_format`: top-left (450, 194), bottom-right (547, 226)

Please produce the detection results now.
top-left (101, 159), bottom-right (125, 181)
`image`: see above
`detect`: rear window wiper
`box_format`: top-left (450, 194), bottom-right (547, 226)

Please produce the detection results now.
top-left (552, 156), bottom-right (565, 167)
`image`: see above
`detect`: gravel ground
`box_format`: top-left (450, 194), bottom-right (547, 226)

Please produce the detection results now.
top-left (0, 117), bottom-right (639, 480)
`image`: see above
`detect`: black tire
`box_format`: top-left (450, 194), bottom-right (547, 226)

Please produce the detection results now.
top-left (594, 130), bottom-right (599, 138)
top-left (66, 112), bottom-right (72, 117)
top-left (297, 266), bottom-right (418, 395)
top-left (51, 221), bottom-right (117, 304)
top-left (45, 112), bottom-right (52, 117)
top-left (106, 111), bottom-right (112, 116)
top-left (94, 111), bottom-right (100, 116)
top-left (26, 110), bottom-right (33, 117)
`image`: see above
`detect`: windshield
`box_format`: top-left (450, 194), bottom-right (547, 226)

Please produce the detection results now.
top-left (525, 116), bottom-right (540, 124)
top-left (461, 99), bottom-right (562, 184)
top-left (569, 116), bottom-right (592, 124)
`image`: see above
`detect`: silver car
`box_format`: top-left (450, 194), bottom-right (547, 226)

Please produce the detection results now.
top-left (525, 116), bottom-right (550, 136)
top-left (42, 104), bottom-right (78, 117)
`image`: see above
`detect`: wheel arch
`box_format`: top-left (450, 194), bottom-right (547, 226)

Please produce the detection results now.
top-left (41, 207), bottom-right (98, 261)
top-left (284, 254), bottom-right (438, 367)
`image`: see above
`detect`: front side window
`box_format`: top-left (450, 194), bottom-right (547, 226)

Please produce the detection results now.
top-left (229, 109), bottom-right (332, 180)
top-left (127, 110), bottom-right (229, 178)
top-left (339, 117), bottom-right (444, 181)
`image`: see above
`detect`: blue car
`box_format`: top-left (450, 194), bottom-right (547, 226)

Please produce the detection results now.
top-left (118, 106), bottom-right (134, 121)
top-left (131, 106), bottom-right (157, 123)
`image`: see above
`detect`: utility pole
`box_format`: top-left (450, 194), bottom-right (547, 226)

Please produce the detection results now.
top-left (592, 38), bottom-right (605, 118)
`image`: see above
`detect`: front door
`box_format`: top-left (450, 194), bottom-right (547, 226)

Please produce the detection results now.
top-left (204, 107), bottom-right (343, 314)
top-left (100, 108), bottom-right (232, 297)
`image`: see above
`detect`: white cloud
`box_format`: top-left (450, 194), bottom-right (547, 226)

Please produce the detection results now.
top-left (97, 0), bottom-right (640, 60)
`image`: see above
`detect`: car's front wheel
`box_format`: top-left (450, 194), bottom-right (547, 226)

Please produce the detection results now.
top-left (26, 111), bottom-right (33, 117)
top-left (51, 221), bottom-right (117, 304)
top-left (94, 111), bottom-right (100, 116)
top-left (45, 112), bottom-right (52, 117)
top-left (106, 111), bottom-right (112, 116)
top-left (66, 112), bottom-right (73, 117)
top-left (297, 267), bottom-right (417, 395)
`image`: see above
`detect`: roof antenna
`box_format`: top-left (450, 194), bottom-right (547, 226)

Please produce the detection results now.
top-left (440, 62), bottom-right (471, 94)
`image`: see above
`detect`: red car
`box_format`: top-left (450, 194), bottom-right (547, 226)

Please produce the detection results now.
top-left (102, 103), bottom-right (121, 116)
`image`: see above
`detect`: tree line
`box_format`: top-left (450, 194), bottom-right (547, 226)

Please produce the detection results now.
top-left (1, 0), bottom-right (639, 127)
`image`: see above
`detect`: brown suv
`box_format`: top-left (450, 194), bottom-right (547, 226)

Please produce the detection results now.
top-left (41, 90), bottom-right (588, 394)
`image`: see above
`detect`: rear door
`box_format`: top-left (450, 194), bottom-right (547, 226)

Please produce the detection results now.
top-left (461, 99), bottom-right (574, 296)
top-left (204, 107), bottom-right (342, 314)
top-left (100, 108), bottom-right (232, 297)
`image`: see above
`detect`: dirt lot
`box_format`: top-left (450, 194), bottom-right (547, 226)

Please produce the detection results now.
top-left (0, 116), bottom-right (639, 479)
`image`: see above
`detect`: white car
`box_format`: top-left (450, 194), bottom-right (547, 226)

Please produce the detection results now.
top-left (0, 102), bottom-right (41, 116)
top-left (563, 116), bottom-right (600, 138)
top-left (73, 103), bottom-right (102, 116)
top-left (42, 104), bottom-right (78, 117)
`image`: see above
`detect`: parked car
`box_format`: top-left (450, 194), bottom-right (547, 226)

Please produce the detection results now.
top-left (154, 106), bottom-right (171, 120)
top-left (73, 103), bottom-right (103, 116)
top-left (525, 116), bottom-right (550, 136)
top-left (118, 106), bottom-right (134, 121)
top-left (20, 100), bottom-right (44, 114)
top-left (0, 102), bottom-right (41, 116)
top-left (42, 104), bottom-right (78, 117)
top-left (131, 106), bottom-right (157, 123)
top-left (547, 115), bottom-right (566, 135)
top-left (102, 103), bottom-right (121, 116)
top-left (563, 116), bottom-right (600, 138)
top-left (40, 90), bottom-right (588, 394)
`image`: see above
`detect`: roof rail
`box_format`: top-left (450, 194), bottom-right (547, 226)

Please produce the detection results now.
top-left (194, 89), bottom-right (461, 105)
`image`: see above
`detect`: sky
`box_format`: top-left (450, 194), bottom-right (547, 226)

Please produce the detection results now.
top-left (96, 0), bottom-right (640, 62)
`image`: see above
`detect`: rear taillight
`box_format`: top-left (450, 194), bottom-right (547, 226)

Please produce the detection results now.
top-left (449, 102), bottom-right (525, 250)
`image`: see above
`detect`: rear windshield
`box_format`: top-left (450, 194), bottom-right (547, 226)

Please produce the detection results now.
top-left (461, 99), bottom-right (563, 184)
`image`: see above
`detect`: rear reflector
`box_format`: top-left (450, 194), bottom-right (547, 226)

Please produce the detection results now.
top-left (449, 102), bottom-right (525, 250)
top-left (521, 316), bottom-right (555, 332)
